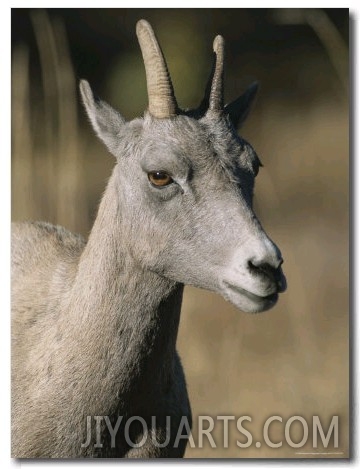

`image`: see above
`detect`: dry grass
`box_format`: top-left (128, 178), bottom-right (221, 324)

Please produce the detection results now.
top-left (11, 10), bottom-right (349, 458)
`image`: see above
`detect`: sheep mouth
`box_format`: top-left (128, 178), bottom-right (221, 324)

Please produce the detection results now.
top-left (226, 283), bottom-right (278, 302)
top-left (222, 281), bottom-right (279, 312)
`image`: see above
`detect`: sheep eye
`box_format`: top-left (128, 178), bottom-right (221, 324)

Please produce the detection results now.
top-left (148, 171), bottom-right (173, 187)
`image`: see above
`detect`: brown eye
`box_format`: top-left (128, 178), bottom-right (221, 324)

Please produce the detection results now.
top-left (148, 171), bottom-right (173, 187)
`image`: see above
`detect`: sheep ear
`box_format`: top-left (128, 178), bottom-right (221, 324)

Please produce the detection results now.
top-left (79, 80), bottom-right (125, 156)
top-left (225, 81), bottom-right (259, 129)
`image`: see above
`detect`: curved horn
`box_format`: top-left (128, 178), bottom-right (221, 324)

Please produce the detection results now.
top-left (209, 35), bottom-right (225, 111)
top-left (136, 19), bottom-right (178, 118)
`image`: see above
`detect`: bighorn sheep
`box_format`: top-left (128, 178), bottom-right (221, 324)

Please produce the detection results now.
top-left (11, 20), bottom-right (286, 458)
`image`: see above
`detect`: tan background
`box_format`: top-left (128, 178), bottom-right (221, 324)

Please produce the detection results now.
top-left (12, 8), bottom-right (349, 458)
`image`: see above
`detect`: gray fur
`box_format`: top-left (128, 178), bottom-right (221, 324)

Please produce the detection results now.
top-left (12, 22), bottom-right (286, 458)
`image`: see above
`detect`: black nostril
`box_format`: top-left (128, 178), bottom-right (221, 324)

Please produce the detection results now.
top-left (248, 261), bottom-right (276, 279)
top-left (248, 259), bottom-right (286, 291)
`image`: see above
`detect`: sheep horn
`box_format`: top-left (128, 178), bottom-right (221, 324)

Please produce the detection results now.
top-left (196, 34), bottom-right (225, 116)
top-left (209, 35), bottom-right (225, 111)
top-left (136, 19), bottom-right (178, 118)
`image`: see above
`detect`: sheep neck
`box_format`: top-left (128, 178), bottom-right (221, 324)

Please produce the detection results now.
top-left (65, 169), bottom-right (183, 411)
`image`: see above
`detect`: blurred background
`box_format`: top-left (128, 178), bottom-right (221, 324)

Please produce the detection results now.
top-left (11, 8), bottom-right (349, 458)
